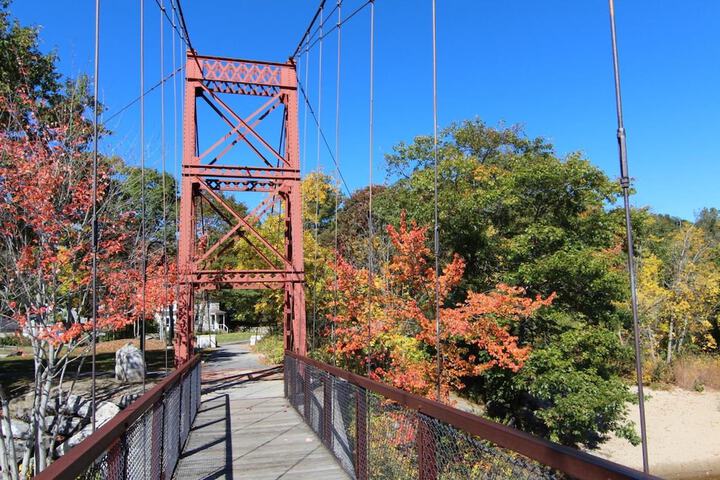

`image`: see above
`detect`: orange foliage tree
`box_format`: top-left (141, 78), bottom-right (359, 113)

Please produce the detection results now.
top-left (0, 94), bottom-right (174, 473)
top-left (328, 213), bottom-right (554, 400)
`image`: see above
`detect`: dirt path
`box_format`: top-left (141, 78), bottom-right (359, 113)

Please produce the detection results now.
top-left (594, 387), bottom-right (720, 479)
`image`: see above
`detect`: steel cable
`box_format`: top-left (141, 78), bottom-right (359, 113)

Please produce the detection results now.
top-left (431, 0), bottom-right (442, 402)
top-left (366, 0), bottom-right (374, 376)
top-left (332, 0), bottom-right (342, 364)
top-left (607, 0), bottom-right (649, 473)
top-left (90, 0), bottom-right (100, 433)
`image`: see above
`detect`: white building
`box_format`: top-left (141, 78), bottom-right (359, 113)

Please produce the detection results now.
top-left (195, 301), bottom-right (228, 334)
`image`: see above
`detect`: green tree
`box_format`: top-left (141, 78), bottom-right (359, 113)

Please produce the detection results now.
top-left (381, 119), bottom-right (638, 447)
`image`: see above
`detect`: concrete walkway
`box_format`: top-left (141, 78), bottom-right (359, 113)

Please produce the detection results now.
top-left (173, 344), bottom-right (350, 480)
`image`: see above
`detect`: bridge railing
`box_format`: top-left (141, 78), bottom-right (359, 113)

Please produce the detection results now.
top-left (36, 354), bottom-right (202, 480)
top-left (284, 352), bottom-right (658, 480)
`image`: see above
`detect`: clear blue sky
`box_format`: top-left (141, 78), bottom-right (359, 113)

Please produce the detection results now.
top-left (12, 1), bottom-right (720, 220)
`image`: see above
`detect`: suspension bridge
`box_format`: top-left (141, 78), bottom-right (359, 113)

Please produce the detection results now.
top-left (30, 0), bottom-right (660, 479)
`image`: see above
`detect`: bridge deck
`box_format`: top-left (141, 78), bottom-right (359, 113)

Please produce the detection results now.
top-left (174, 345), bottom-right (349, 480)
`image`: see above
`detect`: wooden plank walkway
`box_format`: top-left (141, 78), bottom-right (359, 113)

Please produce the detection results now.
top-left (173, 346), bottom-right (350, 480)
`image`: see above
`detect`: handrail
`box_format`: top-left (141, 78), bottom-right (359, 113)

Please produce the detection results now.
top-left (285, 351), bottom-right (660, 480)
top-left (35, 354), bottom-right (202, 480)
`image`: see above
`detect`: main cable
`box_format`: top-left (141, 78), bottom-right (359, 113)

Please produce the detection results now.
top-left (90, 0), bottom-right (100, 433)
top-left (300, 2), bottom-right (338, 60)
top-left (154, 0), bottom-right (187, 49)
top-left (293, 0), bottom-right (373, 59)
top-left (608, 0), bottom-right (649, 473)
top-left (292, 0), bottom-right (327, 59)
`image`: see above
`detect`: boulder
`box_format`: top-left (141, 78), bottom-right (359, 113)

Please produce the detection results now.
top-left (49, 394), bottom-right (89, 418)
top-left (95, 401), bottom-right (120, 426)
top-left (46, 415), bottom-right (83, 437)
top-left (63, 402), bottom-right (120, 451)
top-left (118, 392), bottom-right (141, 409)
top-left (115, 343), bottom-right (145, 383)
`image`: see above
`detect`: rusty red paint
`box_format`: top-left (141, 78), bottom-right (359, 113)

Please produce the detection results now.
top-left (174, 53), bottom-right (307, 365)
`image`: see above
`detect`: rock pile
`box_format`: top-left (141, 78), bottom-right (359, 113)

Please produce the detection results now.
top-left (1, 394), bottom-right (121, 461)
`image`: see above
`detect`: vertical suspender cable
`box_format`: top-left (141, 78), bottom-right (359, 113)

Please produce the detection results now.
top-left (431, 0), bottom-right (441, 402)
top-left (160, 0), bottom-right (169, 372)
top-left (312, 6), bottom-right (324, 352)
top-left (140, 0), bottom-right (147, 391)
top-left (366, 0), bottom-right (375, 376)
top-left (171, 0), bottom-right (180, 346)
top-left (332, 0), bottom-right (342, 365)
top-left (607, 0), bottom-right (649, 473)
top-left (90, 0), bottom-right (100, 433)
top-left (302, 45), bottom-right (311, 176)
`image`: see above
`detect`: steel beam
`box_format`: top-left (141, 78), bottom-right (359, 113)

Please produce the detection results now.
top-left (174, 53), bottom-right (307, 365)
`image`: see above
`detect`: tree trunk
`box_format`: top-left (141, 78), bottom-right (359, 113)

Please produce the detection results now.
top-left (677, 316), bottom-right (690, 353)
top-left (666, 318), bottom-right (674, 364)
top-left (0, 385), bottom-right (20, 480)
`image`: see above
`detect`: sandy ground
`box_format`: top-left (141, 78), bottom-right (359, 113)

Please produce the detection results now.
top-left (594, 387), bottom-right (720, 479)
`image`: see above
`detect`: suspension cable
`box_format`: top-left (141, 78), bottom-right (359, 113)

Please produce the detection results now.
top-left (366, 0), bottom-right (375, 376)
top-left (302, 45), bottom-right (311, 176)
top-left (299, 2), bottom-right (339, 58)
top-left (332, 0), bottom-right (342, 365)
top-left (104, 66), bottom-right (182, 124)
top-left (431, 0), bottom-right (441, 402)
top-left (311, 4), bottom-right (324, 352)
top-left (172, 2), bottom-right (182, 349)
top-left (154, 0), bottom-right (187, 48)
top-left (174, 0), bottom-right (195, 53)
top-left (607, 0), bottom-right (649, 473)
top-left (292, 0), bottom-right (326, 59)
top-left (296, 78), bottom-right (352, 196)
top-left (90, 0), bottom-right (100, 434)
top-left (160, 0), bottom-right (169, 373)
top-left (294, 0), bottom-right (373, 60)
top-left (139, 0), bottom-right (147, 391)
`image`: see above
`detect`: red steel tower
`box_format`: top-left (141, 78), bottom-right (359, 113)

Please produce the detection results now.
top-left (175, 53), bottom-right (306, 363)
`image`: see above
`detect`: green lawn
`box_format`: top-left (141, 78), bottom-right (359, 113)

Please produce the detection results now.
top-left (215, 331), bottom-right (254, 345)
top-left (0, 345), bottom-right (173, 397)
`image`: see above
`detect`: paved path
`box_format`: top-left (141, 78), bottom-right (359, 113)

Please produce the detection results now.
top-left (174, 344), bottom-right (350, 480)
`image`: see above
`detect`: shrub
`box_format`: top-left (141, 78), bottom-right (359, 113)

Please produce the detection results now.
top-left (643, 358), bottom-right (674, 386)
top-left (253, 334), bottom-right (284, 365)
top-left (673, 355), bottom-right (720, 391)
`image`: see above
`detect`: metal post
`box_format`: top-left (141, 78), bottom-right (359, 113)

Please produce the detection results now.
top-left (355, 389), bottom-right (368, 480)
top-left (417, 414), bottom-right (438, 480)
top-left (607, 0), bottom-right (649, 474)
top-left (323, 374), bottom-right (333, 448)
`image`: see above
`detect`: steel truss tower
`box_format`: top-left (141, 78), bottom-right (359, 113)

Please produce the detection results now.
top-left (175, 53), bottom-right (306, 363)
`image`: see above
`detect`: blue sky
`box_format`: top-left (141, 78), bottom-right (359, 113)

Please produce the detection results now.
top-left (12, 1), bottom-right (720, 220)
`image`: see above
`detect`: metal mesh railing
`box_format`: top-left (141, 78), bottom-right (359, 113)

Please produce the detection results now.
top-left (36, 355), bottom-right (202, 480)
top-left (284, 353), bottom-right (656, 480)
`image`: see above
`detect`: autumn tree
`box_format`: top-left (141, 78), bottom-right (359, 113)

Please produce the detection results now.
top-left (375, 119), bottom-right (640, 447)
top-left (0, 89), bottom-right (178, 474)
top-left (328, 213), bottom-right (553, 400)
top-left (638, 224), bottom-right (720, 363)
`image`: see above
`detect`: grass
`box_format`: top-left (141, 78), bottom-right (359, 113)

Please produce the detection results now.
top-left (0, 338), bottom-right (173, 396)
top-left (252, 333), bottom-right (283, 365)
top-left (673, 355), bottom-right (720, 391)
top-left (215, 331), bottom-right (254, 345)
